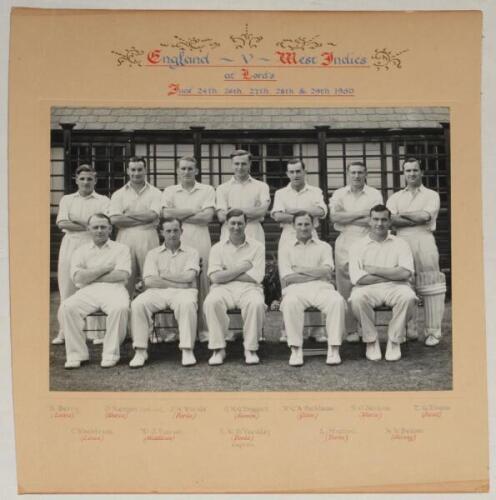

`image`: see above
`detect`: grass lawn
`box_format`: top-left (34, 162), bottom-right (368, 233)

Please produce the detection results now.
top-left (49, 293), bottom-right (452, 392)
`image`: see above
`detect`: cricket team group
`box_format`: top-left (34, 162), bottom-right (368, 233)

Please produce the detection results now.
top-left (52, 149), bottom-right (447, 370)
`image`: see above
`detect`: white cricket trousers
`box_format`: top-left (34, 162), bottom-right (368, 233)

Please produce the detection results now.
top-left (350, 282), bottom-right (417, 343)
top-left (131, 288), bottom-right (198, 350)
top-left (204, 282), bottom-right (265, 351)
top-left (61, 283), bottom-right (129, 363)
top-left (57, 232), bottom-right (105, 340)
top-left (280, 281), bottom-right (346, 347)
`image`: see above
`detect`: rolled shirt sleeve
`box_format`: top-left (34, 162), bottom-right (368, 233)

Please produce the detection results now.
top-left (348, 241), bottom-right (367, 285)
top-left (142, 249), bottom-right (159, 279)
top-left (201, 186), bottom-right (216, 210)
top-left (215, 185), bottom-right (229, 212)
top-left (270, 190), bottom-right (284, 217)
top-left (396, 238), bottom-right (415, 275)
top-left (321, 243), bottom-right (335, 272)
top-left (278, 244), bottom-right (293, 280)
top-left (114, 244), bottom-right (132, 276)
top-left (107, 191), bottom-right (124, 217)
top-left (314, 189), bottom-right (328, 218)
top-left (245, 243), bottom-right (265, 284)
top-left (328, 190), bottom-right (344, 215)
top-left (184, 248), bottom-right (200, 274)
top-left (259, 182), bottom-right (271, 206)
top-left (150, 192), bottom-right (165, 216)
top-left (422, 191), bottom-right (440, 222)
top-left (70, 246), bottom-right (87, 286)
top-left (386, 195), bottom-right (399, 215)
top-left (56, 196), bottom-right (70, 223)
top-left (207, 244), bottom-right (224, 277)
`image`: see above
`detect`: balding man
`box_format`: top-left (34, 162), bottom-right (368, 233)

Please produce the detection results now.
top-left (60, 214), bottom-right (131, 369)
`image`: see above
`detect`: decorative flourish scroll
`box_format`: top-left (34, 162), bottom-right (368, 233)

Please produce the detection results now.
top-left (111, 47), bottom-right (144, 67)
top-left (230, 24), bottom-right (263, 49)
top-left (160, 36), bottom-right (220, 52)
top-left (276, 35), bottom-right (336, 51)
top-left (371, 48), bottom-right (409, 70)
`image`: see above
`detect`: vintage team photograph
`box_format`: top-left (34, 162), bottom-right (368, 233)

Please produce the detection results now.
top-left (48, 106), bottom-right (452, 391)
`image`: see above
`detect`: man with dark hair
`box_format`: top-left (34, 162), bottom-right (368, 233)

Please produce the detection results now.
top-left (204, 209), bottom-right (265, 366)
top-left (60, 213), bottom-right (131, 369)
top-left (152, 156), bottom-right (215, 343)
top-left (108, 156), bottom-right (161, 298)
top-left (386, 158), bottom-right (446, 346)
top-left (216, 149), bottom-right (270, 246)
top-left (129, 218), bottom-right (200, 368)
top-left (349, 204), bottom-right (417, 362)
top-left (329, 161), bottom-right (383, 344)
top-left (279, 211), bottom-right (346, 366)
top-left (52, 164), bottom-right (110, 345)
top-left (271, 158), bottom-right (328, 342)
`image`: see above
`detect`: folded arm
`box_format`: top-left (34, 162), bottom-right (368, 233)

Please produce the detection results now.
top-left (356, 274), bottom-right (390, 285)
top-left (144, 276), bottom-right (192, 289)
top-left (291, 265), bottom-right (333, 281)
top-left (243, 200), bottom-right (270, 221)
top-left (110, 211), bottom-right (158, 228)
top-left (330, 209), bottom-right (370, 226)
top-left (95, 270), bottom-right (129, 284)
top-left (396, 211), bottom-right (431, 224)
top-left (363, 264), bottom-right (412, 281)
top-left (281, 274), bottom-right (318, 287)
top-left (160, 269), bottom-right (197, 284)
top-left (74, 263), bottom-right (115, 287)
top-left (209, 261), bottom-right (252, 284)
top-left (57, 220), bottom-right (87, 232)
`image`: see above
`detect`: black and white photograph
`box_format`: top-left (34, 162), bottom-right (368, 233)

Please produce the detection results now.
top-left (49, 106), bottom-right (452, 392)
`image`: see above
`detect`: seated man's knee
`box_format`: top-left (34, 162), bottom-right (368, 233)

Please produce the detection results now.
top-left (131, 293), bottom-right (148, 310)
top-left (107, 301), bottom-right (129, 315)
top-left (60, 296), bottom-right (81, 315)
top-left (396, 287), bottom-right (417, 305)
top-left (350, 288), bottom-right (369, 305)
top-left (203, 292), bottom-right (221, 310)
top-left (281, 294), bottom-right (303, 311)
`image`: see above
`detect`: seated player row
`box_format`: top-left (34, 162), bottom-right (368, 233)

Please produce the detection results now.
top-left (53, 151), bottom-right (446, 360)
top-left (61, 205), bottom-right (425, 369)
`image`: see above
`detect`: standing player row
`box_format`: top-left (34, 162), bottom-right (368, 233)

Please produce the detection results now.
top-left (52, 150), bottom-right (446, 351)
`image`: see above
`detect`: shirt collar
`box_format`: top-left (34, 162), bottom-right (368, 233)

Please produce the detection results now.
top-left (125, 181), bottom-right (150, 194)
top-left (288, 183), bottom-right (309, 194)
top-left (402, 184), bottom-right (425, 194)
top-left (365, 231), bottom-right (395, 244)
top-left (230, 176), bottom-right (253, 185)
top-left (159, 243), bottom-right (185, 254)
top-left (225, 237), bottom-right (250, 248)
top-left (294, 236), bottom-right (317, 247)
top-left (91, 239), bottom-right (112, 249)
top-left (176, 182), bottom-right (200, 193)
top-left (345, 184), bottom-right (369, 195)
top-left (75, 191), bottom-right (97, 199)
